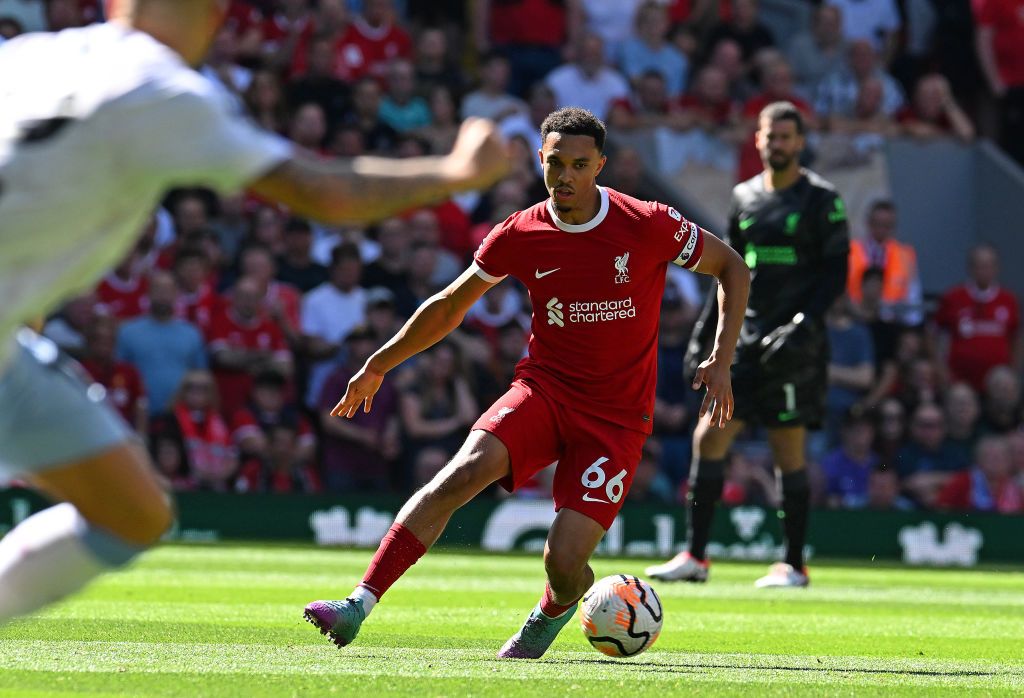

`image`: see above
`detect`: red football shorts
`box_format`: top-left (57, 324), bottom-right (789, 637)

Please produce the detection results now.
top-left (472, 379), bottom-right (648, 530)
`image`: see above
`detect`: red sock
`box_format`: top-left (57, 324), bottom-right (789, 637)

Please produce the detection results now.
top-left (360, 523), bottom-right (427, 600)
top-left (539, 583), bottom-right (579, 619)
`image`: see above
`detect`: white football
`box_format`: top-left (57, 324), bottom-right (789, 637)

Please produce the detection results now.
top-left (580, 575), bottom-right (663, 657)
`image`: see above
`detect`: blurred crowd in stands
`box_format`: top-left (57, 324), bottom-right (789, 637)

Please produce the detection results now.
top-left (5, 0), bottom-right (1024, 515)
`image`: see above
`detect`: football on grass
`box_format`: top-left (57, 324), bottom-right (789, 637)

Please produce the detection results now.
top-left (580, 575), bottom-right (663, 657)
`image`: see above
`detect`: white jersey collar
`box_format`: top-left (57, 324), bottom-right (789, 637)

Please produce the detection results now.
top-left (547, 186), bottom-right (609, 233)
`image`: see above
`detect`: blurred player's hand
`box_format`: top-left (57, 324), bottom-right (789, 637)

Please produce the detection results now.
top-left (759, 312), bottom-right (808, 366)
top-left (692, 354), bottom-right (734, 429)
top-left (331, 364), bottom-right (385, 418)
top-left (442, 118), bottom-right (510, 193)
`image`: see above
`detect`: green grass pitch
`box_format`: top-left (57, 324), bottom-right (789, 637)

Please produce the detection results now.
top-left (0, 544), bottom-right (1022, 696)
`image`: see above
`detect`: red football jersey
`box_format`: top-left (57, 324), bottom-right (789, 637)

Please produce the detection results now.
top-left (80, 358), bottom-right (145, 424)
top-left (331, 18), bottom-right (412, 81)
top-left (474, 187), bottom-right (703, 434)
top-left (935, 283), bottom-right (1020, 390)
top-left (95, 272), bottom-right (148, 320)
top-left (207, 308), bottom-right (291, 418)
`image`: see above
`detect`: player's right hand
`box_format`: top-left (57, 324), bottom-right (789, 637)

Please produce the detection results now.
top-left (693, 355), bottom-right (734, 429)
top-left (330, 365), bottom-right (385, 418)
top-left (443, 117), bottom-right (510, 193)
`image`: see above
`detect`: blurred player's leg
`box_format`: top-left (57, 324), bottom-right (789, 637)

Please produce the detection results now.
top-left (304, 430), bottom-right (510, 647)
top-left (755, 426), bottom-right (810, 588)
top-left (0, 442), bottom-right (172, 622)
top-left (497, 508), bottom-right (606, 659)
top-left (646, 416), bottom-right (744, 582)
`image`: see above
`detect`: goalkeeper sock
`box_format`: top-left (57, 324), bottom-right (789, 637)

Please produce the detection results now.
top-left (687, 458), bottom-right (726, 561)
top-left (780, 469), bottom-right (810, 570)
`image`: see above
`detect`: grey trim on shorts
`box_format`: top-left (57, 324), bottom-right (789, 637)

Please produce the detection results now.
top-left (0, 329), bottom-right (133, 476)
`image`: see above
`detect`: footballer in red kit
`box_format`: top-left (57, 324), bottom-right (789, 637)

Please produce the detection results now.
top-left (305, 108), bottom-right (750, 659)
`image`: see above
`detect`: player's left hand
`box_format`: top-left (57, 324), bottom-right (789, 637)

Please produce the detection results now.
top-left (330, 364), bottom-right (385, 418)
top-left (692, 355), bottom-right (734, 429)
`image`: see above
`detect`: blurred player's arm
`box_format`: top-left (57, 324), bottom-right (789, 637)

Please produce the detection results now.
top-left (331, 266), bottom-right (496, 418)
top-left (690, 231), bottom-right (751, 426)
top-left (250, 119), bottom-right (507, 225)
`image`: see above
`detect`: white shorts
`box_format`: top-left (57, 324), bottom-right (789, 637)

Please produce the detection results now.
top-left (0, 329), bottom-right (132, 476)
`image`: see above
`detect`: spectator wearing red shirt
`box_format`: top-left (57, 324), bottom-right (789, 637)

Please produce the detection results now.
top-left (737, 60), bottom-right (815, 181)
top-left (165, 370), bottom-right (237, 491)
top-left (224, 0), bottom-right (265, 62)
top-left (676, 65), bottom-right (740, 134)
top-left (207, 276), bottom-right (293, 420)
top-left (474, 0), bottom-right (581, 97)
top-left (331, 0), bottom-right (411, 82)
top-left (607, 70), bottom-right (683, 132)
top-left (96, 250), bottom-right (149, 321)
top-left (937, 435), bottom-right (1024, 513)
top-left (174, 247), bottom-right (221, 332)
top-left (231, 368), bottom-right (315, 465)
top-left (235, 423), bottom-right (322, 494)
top-left (239, 244), bottom-right (302, 343)
top-left (896, 73), bottom-right (975, 143)
top-left (79, 313), bottom-right (148, 435)
top-left (935, 244), bottom-right (1021, 391)
top-left (975, 0), bottom-right (1024, 164)
top-left (261, 0), bottom-right (315, 72)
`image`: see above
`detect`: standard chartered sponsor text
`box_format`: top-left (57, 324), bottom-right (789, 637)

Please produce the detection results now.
top-left (567, 297), bottom-right (636, 323)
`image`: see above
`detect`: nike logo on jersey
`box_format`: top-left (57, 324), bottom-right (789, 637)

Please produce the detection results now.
top-left (738, 216), bottom-right (756, 231)
top-left (582, 493), bottom-right (609, 504)
top-left (535, 268), bottom-right (560, 278)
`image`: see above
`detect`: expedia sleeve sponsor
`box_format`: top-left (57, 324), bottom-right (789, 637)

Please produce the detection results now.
top-left (567, 298), bottom-right (637, 323)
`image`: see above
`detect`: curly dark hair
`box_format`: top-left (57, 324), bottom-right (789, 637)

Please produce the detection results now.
top-left (540, 107), bottom-right (607, 153)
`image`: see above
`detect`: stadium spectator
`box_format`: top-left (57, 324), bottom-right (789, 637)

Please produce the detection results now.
top-left (207, 276), bottom-right (293, 420)
top-left (625, 440), bottom-right (675, 504)
top-left (231, 368), bottom-right (315, 466)
top-left (676, 65), bottom-right (740, 135)
top-left (787, 4), bottom-right (847, 98)
top-left (945, 382), bottom-right (982, 464)
top-left (706, 38), bottom-right (756, 103)
top-left (461, 53), bottom-right (528, 122)
top-left (332, 0), bottom-right (411, 82)
top-left (245, 68), bottom-right (289, 133)
top-left (286, 35), bottom-right (350, 127)
top-left (824, 75), bottom-right (898, 137)
top-left (248, 205), bottom-right (288, 258)
top-left (980, 366), bottom-right (1022, 434)
top-left (319, 326), bottom-right (401, 492)
top-left (235, 423), bottom-right (322, 494)
top-left (412, 27), bottom-right (463, 98)
top-left (897, 73), bottom-right (975, 142)
top-left (600, 146), bottom-right (660, 203)
top-left (821, 411), bottom-right (881, 508)
top-left (209, 193), bottom-right (250, 263)
top-left (654, 287), bottom-right (700, 486)
top-left (862, 328), bottom-right (929, 410)
top-left (974, 0), bottom-right (1024, 165)
top-left (815, 40), bottom-right (905, 121)
top-left (171, 190), bottom-right (213, 243)
top-left (545, 33), bottom-right (630, 121)
top-left (720, 449), bottom-right (778, 507)
top-left (936, 435), bottom-right (1023, 513)
top-left (581, 0), bottom-right (643, 60)
top-left (737, 61), bottom-right (814, 180)
top-left (117, 271), bottom-right (207, 416)
top-left (160, 370), bottom-right (238, 492)
top-left (407, 209), bottom-right (462, 285)
top-left (261, 0), bottom-right (314, 72)
top-left (619, 1), bottom-right (689, 98)
top-left (96, 246), bottom-right (150, 321)
top-left (365, 286), bottom-right (404, 345)
top-left (41, 293), bottom-right (97, 357)
top-left (416, 85), bottom-right (460, 155)
top-left (79, 313), bottom-right (148, 436)
top-left (400, 341), bottom-right (479, 487)
top-left (473, 0), bottom-right (579, 97)
top-left (825, 0), bottom-right (900, 60)
top-left (276, 218), bottom-right (328, 293)
top-left (851, 267), bottom-right (900, 366)
top-left (287, 101), bottom-right (328, 153)
top-left (151, 430), bottom-right (195, 492)
top-left (896, 403), bottom-right (967, 507)
top-left (607, 70), bottom-right (681, 132)
top-left (239, 244), bottom-right (302, 340)
top-left (361, 218), bottom-right (417, 317)
top-left (174, 247), bottom-right (221, 332)
top-left (379, 59), bottom-right (432, 133)
top-left (472, 319), bottom-right (529, 410)
top-left (302, 243), bottom-right (367, 406)
top-left (874, 397), bottom-right (906, 465)
top-left (866, 466), bottom-right (912, 510)
top-left (340, 77), bottom-right (399, 154)
top-left (934, 244), bottom-right (1021, 391)
top-left (847, 200), bottom-right (922, 326)
top-left (824, 296), bottom-right (875, 444)
top-left (44, 0), bottom-right (87, 31)
top-left (704, 0), bottom-right (775, 65)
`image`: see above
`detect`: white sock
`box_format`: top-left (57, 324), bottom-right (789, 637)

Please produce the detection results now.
top-left (350, 585), bottom-right (378, 616)
top-left (0, 503), bottom-right (143, 623)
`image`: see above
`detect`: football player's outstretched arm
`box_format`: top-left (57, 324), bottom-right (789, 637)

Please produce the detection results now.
top-left (331, 267), bottom-right (496, 418)
top-left (691, 231), bottom-right (751, 427)
top-left (251, 118), bottom-right (508, 225)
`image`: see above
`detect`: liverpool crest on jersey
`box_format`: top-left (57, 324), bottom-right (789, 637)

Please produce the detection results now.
top-left (614, 252), bottom-right (630, 284)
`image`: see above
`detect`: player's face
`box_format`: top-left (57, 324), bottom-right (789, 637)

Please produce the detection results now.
top-left (756, 117), bottom-right (804, 172)
top-left (539, 133), bottom-right (606, 214)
